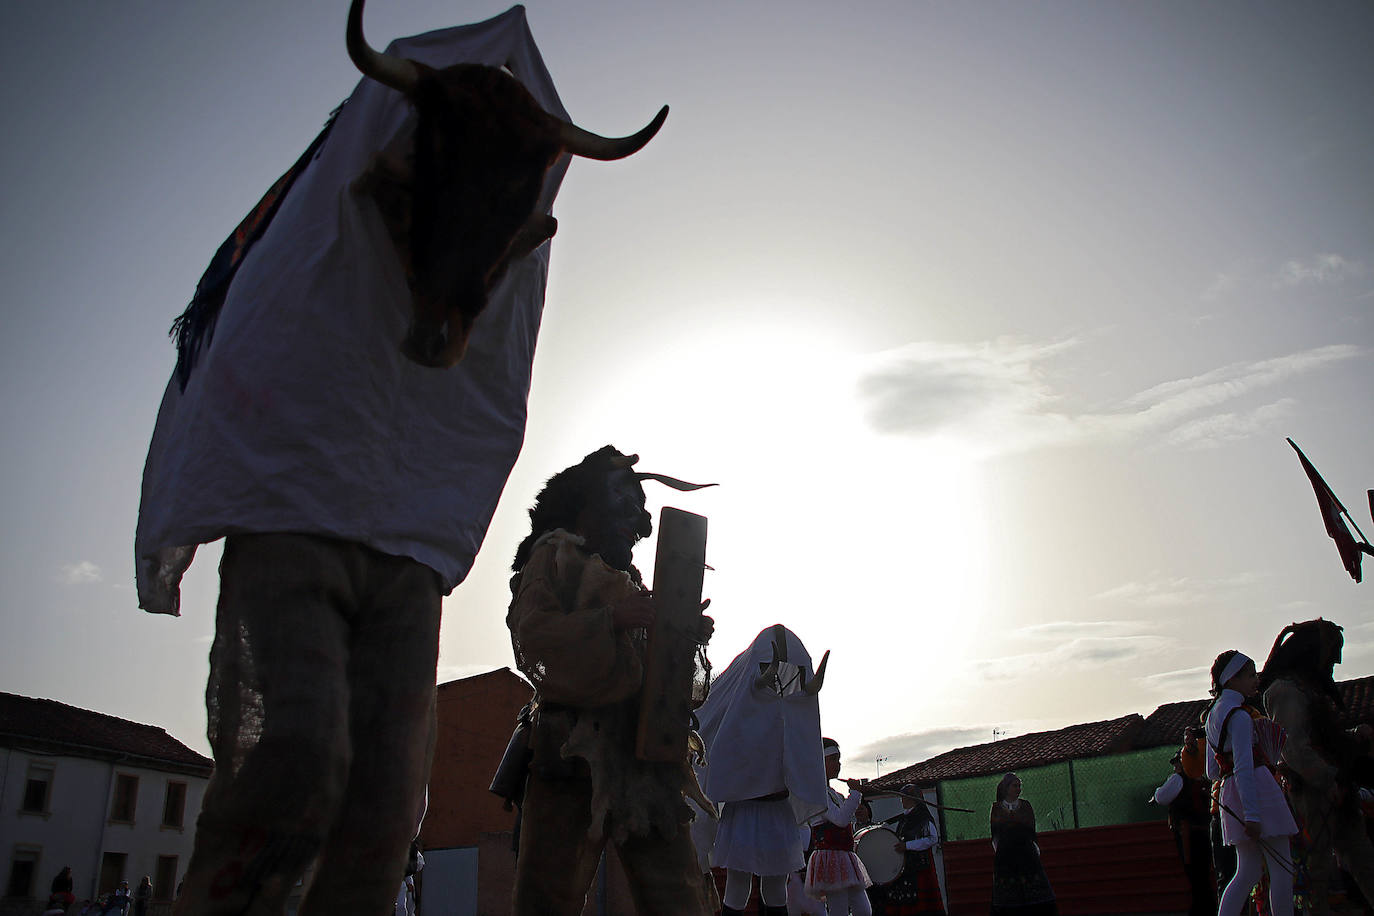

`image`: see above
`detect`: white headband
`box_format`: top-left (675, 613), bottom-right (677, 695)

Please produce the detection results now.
top-left (1218, 652), bottom-right (1251, 689)
top-left (824, 745), bottom-right (841, 758)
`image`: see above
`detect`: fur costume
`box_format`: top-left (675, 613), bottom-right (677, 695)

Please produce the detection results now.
top-left (1262, 620), bottom-right (1374, 916)
top-left (508, 528), bottom-right (707, 913)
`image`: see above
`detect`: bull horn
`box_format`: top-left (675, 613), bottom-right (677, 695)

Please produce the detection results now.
top-left (801, 650), bottom-right (830, 696)
top-left (347, 0), bottom-right (420, 94)
top-left (559, 105), bottom-right (669, 161)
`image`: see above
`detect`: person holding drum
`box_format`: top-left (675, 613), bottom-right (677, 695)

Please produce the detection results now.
top-left (867, 784), bottom-right (945, 916)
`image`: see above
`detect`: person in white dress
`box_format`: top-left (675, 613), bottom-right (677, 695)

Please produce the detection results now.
top-left (1205, 649), bottom-right (1298, 916)
top-left (696, 625), bottom-right (830, 916)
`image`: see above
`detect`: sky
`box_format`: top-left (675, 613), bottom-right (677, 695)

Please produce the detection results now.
top-left (1, 1), bottom-right (1371, 779)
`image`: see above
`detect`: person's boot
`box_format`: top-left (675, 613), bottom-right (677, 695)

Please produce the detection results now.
top-left (760, 906), bottom-right (790, 916)
top-left (720, 907), bottom-right (746, 916)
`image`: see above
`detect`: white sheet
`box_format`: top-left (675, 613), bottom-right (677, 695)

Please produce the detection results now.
top-left (695, 625), bottom-right (828, 828)
top-left (136, 7), bottom-right (572, 613)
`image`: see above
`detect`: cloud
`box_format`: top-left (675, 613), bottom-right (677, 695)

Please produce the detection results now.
top-left (1202, 254), bottom-right (1366, 299)
top-left (851, 724), bottom-right (1001, 770)
top-left (58, 561), bottom-right (102, 585)
top-left (1013, 620), bottom-right (1152, 640)
top-left (857, 340), bottom-right (1361, 457)
top-left (1278, 254), bottom-right (1365, 287)
top-left (971, 634), bottom-right (1176, 683)
top-left (1137, 665), bottom-right (1209, 696)
top-left (1164, 399), bottom-right (1297, 450)
top-left (1202, 272), bottom-right (1239, 302)
top-left (856, 337), bottom-right (1089, 454)
top-left (1092, 572), bottom-right (1265, 609)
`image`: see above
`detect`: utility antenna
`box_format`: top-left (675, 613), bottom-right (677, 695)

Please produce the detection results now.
top-left (876, 755), bottom-right (890, 777)
top-left (993, 728), bottom-right (1007, 741)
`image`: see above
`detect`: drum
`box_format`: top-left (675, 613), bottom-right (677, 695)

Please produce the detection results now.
top-left (854, 824), bottom-right (904, 885)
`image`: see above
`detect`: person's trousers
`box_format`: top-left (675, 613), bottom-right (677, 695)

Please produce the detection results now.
top-left (514, 758), bottom-right (706, 915)
top-left (173, 533), bottom-right (442, 916)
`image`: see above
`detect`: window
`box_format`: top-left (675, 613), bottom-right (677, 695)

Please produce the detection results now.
top-left (154, 856), bottom-right (178, 902)
top-left (20, 763), bottom-right (54, 814)
top-left (6, 847), bottom-right (40, 898)
top-left (98, 852), bottom-right (126, 896)
top-left (162, 781), bottom-right (187, 829)
top-left (110, 774), bottom-right (139, 823)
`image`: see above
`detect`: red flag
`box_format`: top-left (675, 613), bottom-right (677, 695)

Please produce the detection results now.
top-left (1288, 438), bottom-right (1366, 582)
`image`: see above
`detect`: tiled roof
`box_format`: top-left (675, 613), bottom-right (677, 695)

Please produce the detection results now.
top-left (1136, 674), bottom-right (1374, 750)
top-left (437, 666), bottom-right (530, 693)
top-left (874, 674), bottom-right (1374, 789)
top-left (1136, 699), bottom-right (1209, 749)
top-left (1336, 674), bottom-right (1374, 728)
top-left (872, 714), bottom-right (1145, 789)
top-left (0, 692), bottom-right (212, 775)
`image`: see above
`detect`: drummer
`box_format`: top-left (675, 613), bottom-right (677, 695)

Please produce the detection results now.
top-left (873, 784), bottom-right (945, 916)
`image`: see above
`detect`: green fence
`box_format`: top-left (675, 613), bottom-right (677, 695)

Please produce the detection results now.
top-left (934, 745), bottom-right (1176, 841)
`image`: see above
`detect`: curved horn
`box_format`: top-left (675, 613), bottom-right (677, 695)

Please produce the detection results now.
top-left (347, 0), bottom-right (419, 94)
top-left (636, 472), bottom-right (717, 492)
top-left (802, 650), bottom-right (830, 696)
top-left (559, 105), bottom-right (669, 161)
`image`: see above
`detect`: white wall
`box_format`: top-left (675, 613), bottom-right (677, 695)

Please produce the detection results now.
top-left (0, 747), bottom-right (207, 901)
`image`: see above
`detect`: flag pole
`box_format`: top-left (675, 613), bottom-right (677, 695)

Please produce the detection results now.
top-left (1287, 438), bottom-right (1373, 546)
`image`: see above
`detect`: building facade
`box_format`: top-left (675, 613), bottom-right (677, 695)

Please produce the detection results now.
top-left (0, 693), bottom-right (211, 911)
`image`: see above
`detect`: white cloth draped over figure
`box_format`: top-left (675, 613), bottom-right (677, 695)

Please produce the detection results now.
top-left (696, 625), bottom-right (829, 913)
top-left (696, 626), bottom-right (828, 875)
top-left (135, 7), bottom-right (571, 614)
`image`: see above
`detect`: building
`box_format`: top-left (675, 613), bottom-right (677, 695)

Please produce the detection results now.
top-left (867, 674), bottom-right (1374, 915)
top-left (422, 668), bottom-right (531, 916)
top-left (423, 668), bottom-right (641, 916)
top-left (0, 693), bottom-right (211, 912)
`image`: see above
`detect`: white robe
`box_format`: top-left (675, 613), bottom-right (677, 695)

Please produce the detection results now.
top-left (135, 7), bottom-right (573, 614)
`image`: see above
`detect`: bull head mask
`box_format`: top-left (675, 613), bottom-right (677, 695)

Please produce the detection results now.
top-left (753, 623), bottom-right (829, 696)
top-left (347, 0), bottom-right (668, 367)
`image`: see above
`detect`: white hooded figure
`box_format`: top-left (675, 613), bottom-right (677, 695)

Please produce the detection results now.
top-left (696, 624), bottom-right (830, 915)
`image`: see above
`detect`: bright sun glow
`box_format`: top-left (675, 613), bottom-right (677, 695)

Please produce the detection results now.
top-left (598, 315), bottom-right (991, 750)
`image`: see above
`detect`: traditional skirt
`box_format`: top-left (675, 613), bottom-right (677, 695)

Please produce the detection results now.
top-left (1216, 767), bottom-right (1298, 845)
top-left (881, 851), bottom-right (945, 914)
top-left (711, 798), bottom-right (806, 876)
top-left (806, 848), bottom-right (872, 894)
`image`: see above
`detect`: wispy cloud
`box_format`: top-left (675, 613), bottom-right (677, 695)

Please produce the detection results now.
top-left (1165, 399), bottom-right (1296, 450)
top-left (1137, 665), bottom-right (1209, 697)
top-left (1277, 254), bottom-right (1365, 287)
top-left (1013, 620), bottom-right (1152, 640)
top-left (851, 724), bottom-right (1002, 771)
top-left (971, 635), bottom-right (1175, 683)
top-left (1202, 254), bottom-right (1366, 300)
top-left (857, 340), bottom-right (1360, 457)
top-left (857, 337), bottom-right (1082, 452)
top-left (58, 561), bottom-right (102, 585)
top-left (1092, 572), bottom-right (1264, 609)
